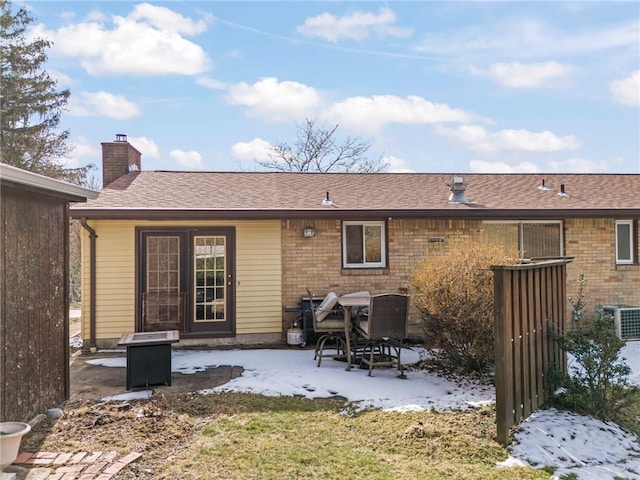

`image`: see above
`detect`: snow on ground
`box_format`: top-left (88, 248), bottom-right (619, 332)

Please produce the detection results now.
top-left (88, 341), bottom-right (640, 480)
top-left (506, 408), bottom-right (640, 479)
top-left (89, 348), bottom-right (494, 412)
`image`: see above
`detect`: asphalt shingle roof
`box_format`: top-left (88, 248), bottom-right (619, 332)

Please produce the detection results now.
top-left (70, 171), bottom-right (640, 219)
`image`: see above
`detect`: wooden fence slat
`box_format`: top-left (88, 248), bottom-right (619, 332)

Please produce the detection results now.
top-left (492, 259), bottom-right (570, 445)
top-left (512, 269), bottom-right (523, 423)
top-left (533, 268), bottom-right (544, 410)
top-left (523, 269), bottom-right (534, 418)
top-left (494, 269), bottom-right (514, 445)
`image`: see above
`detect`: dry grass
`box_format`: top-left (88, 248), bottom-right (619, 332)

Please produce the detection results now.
top-left (155, 393), bottom-right (550, 480)
top-left (21, 392), bottom-right (551, 479)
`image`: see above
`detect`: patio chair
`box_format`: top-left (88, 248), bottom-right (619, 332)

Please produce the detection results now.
top-left (355, 293), bottom-right (409, 378)
top-left (306, 288), bottom-right (347, 367)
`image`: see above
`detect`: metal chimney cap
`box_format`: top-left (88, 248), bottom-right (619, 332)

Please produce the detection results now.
top-left (447, 176), bottom-right (469, 203)
top-left (115, 134), bottom-right (128, 142)
top-left (448, 176), bottom-right (467, 191)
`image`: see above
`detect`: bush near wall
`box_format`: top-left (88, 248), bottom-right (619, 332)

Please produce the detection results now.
top-left (410, 238), bottom-right (519, 375)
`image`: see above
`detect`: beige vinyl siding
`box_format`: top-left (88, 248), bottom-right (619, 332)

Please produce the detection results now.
top-left (236, 221), bottom-right (281, 334)
top-left (80, 219), bottom-right (282, 343)
top-left (80, 222), bottom-right (136, 340)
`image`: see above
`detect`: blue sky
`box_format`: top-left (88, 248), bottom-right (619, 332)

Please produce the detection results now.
top-left (25, 1), bottom-right (640, 178)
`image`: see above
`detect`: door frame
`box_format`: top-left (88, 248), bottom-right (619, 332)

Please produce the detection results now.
top-left (135, 226), bottom-right (236, 337)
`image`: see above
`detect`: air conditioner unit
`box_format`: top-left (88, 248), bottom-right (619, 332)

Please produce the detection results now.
top-left (598, 305), bottom-right (640, 341)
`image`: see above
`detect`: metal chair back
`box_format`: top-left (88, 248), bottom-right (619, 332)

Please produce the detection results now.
top-left (364, 293), bottom-right (409, 340)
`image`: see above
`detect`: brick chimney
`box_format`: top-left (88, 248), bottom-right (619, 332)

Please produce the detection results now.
top-left (101, 134), bottom-right (141, 187)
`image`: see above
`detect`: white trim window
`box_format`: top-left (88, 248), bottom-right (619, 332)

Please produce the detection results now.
top-left (615, 220), bottom-right (634, 265)
top-left (483, 221), bottom-right (563, 259)
top-left (342, 221), bottom-right (386, 268)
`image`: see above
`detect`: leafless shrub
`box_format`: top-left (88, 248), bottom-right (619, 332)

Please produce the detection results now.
top-left (410, 238), bottom-right (519, 375)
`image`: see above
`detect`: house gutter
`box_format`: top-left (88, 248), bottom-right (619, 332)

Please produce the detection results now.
top-left (79, 218), bottom-right (98, 351)
top-left (70, 207), bottom-right (640, 221)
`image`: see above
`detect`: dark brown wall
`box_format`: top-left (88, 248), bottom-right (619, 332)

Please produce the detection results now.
top-left (1, 185), bottom-right (69, 422)
top-left (101, 140), bottom-right (141, 188)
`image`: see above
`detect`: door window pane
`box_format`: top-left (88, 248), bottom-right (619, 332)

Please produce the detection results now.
top-left (483, 223), bottom-right (519, 251)
top-left (523, 223), bottom-right (561, 258)
top-left (194, 236), bottom-right (226, 322)
top-left (483, 221), bottom-right (562, 259)
top-left (144, 236), bottom-right (182, 330)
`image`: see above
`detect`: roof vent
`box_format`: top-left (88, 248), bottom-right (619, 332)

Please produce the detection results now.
top-left (448, 176), bottom-right (468, 203)
top-left (557, 184), bottom-right (570, 198)
top-left (321, 191), bottom-right (334, 206)
top-left (115, 133), bottom-right (128, 142)
top-left (538, 179), bottom-right (553, 191)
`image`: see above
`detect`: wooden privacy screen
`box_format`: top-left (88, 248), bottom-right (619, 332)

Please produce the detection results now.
top-left (1, 189), bottom-right (69, 422)
top-left (492, 259), bottom-right (571, 445)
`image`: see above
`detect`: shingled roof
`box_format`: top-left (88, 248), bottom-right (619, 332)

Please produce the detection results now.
top-left (70, 171), bottom-right (640, 220)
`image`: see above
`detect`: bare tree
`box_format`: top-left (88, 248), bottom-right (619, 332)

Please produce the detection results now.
top-left (258, 118), bottom-right (387, 173)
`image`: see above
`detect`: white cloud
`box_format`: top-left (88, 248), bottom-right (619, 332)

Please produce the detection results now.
top-left (297, 6), bottom-right (412, 43)
top-left (414, 19), bottom-right (639, 59)
top-left (384, 155), bottom-right (414, 173)
top-left (223, 49), bottom-right (242, 59)
top-left (31, 4), bottom-right (210, 76)
top-left (469, 160), bottom-right (541, 173)
top-left (231, 138), bottom-right (273, 162)
top-left (62, 136), bottom-right (101, 168)
top-left (610, 70), bottom-right (640, 106)
top-left (48, 69), bottom-right (75, 88)
top-left (128, 2), bottom-right (209, 35)
top-left (470, 61), bottom-right (574, 88)
top-left (170, 149), bottom-right (204, 169)
top-left (325, 95), bottom-right (474, 134)
top-left (68, 91), bottom-right (140, 119)
top-left (196, 76), bottom-right (227, 90)
top-left (128, 136), bottom-right (160, 159)
top-left (86, 10), bottom-right (107, 22)
top-left (436, 125), bottom-right (581, 152)
top-left (59, 11), bottom-right (75, 21)
top-left (72, 137), bottom-right (101, 158)
top-left (546, 157), bottom-right (610, 173)
top-left (225, 77), bottom-right (321, 122)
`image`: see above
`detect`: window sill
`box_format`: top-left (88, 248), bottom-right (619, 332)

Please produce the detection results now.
top-left (341, 268), bottom-right (390, 276)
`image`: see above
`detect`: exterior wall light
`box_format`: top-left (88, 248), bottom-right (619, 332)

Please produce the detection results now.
top-left (303, 226), bottom-right (316, 238)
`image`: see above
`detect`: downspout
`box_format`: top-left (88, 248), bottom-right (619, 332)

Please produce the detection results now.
top-left (79, 218), bottom-right (98, 351)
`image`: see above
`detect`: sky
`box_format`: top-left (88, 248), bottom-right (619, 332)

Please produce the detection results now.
top-left (22, 1), bottom-right (640, 180)
top-left (88, 342), bottom-right (640, 479)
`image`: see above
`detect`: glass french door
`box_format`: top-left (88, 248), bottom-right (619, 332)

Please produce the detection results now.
top-left (139, 228), bottom-right (235, 336)
top-left (191, 234), bottom-right (233, 333)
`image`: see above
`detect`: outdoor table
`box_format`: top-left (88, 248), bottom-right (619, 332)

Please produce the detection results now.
top-left (336, 295), bottom-right (370, 371)
top-left (117, 330), bottom-right (179, 389)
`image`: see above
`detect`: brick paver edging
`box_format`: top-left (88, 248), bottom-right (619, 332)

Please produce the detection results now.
top-left (14, 451), bottom-right (142, 479)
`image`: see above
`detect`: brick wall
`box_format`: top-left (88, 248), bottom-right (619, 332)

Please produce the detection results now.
top-left (281, 217), bottom-right (639, 337)
top-left (101, 140), bottom-right (142, 187)
top-left (281, 218), bottom-right (483, 336)
top-left (564, 218), bottom-right (640, 310)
